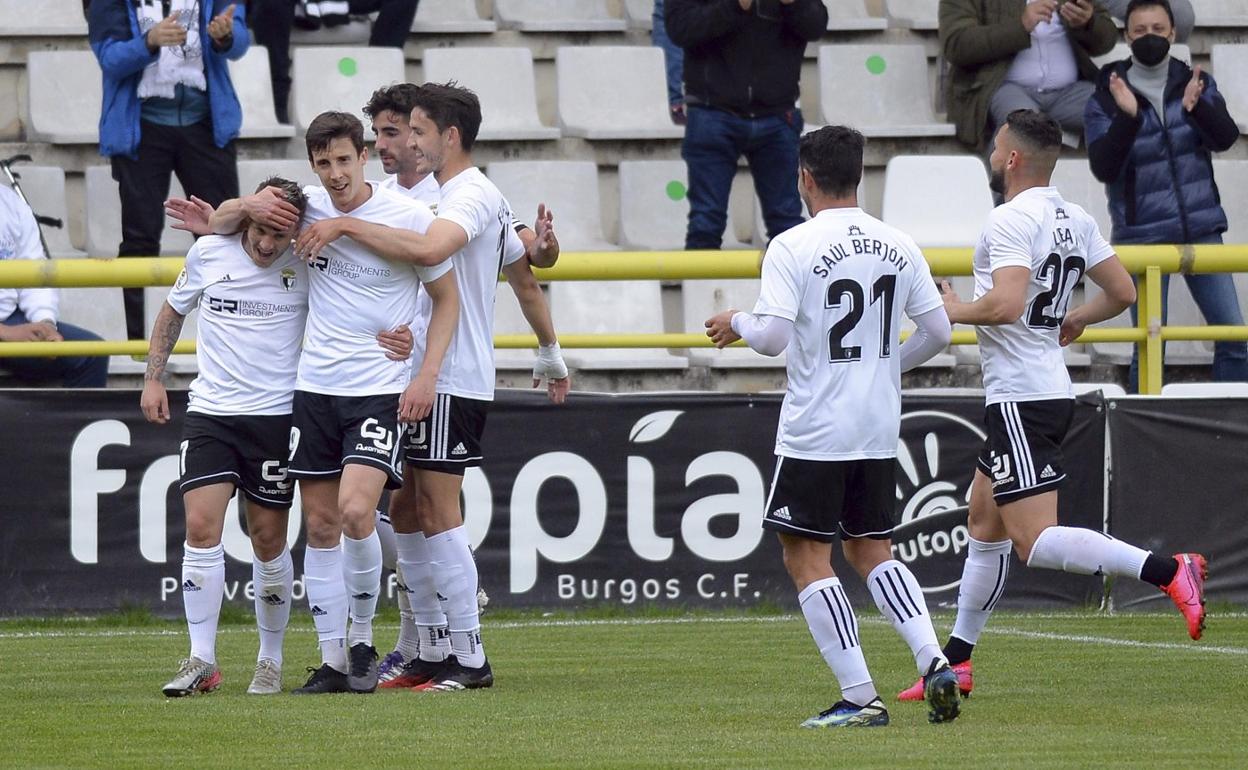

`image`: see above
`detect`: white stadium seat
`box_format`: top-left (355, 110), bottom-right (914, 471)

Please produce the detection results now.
top-left (818, 44), bottom-right (955, 138)
top-left (1072, 383), bottom-right (1127, 397)
top-left (1, 167), bottom-right (84, 258)
top-left (26, 51), bottom-right (101, 144)
top-left (422, 48), bottom-right (560, 141)
top-left (623, 0), bottom-right (654, 30)
top-left (411, 0), bottom-right (497, 33)
top-left (0, 0), bottom-right (87, 35)
top-left (884, 0), bottom-right (939, 30)
top-left (824, 0), bottom-right (887, 31)
top-left (1211, 45), bottom-right (1248, 133)
top-left (1160, 382), bottom-right (1248, 396)
top-left (618, 161), bottom-right (750, 251)
top-left (228, 47), bottom-right (296, 139)
top-left (550, 280), bottom-right (688, 370)
top-left (84, 166), bottom-right (193, 259)
top-left (1190, 0), bottom-right (1248, 26)
top-left (237, 160), bottom-right (320, 196)
top-left (556, 47), bottom-right (684, 140)
top-left (1213, 160), bottom-right (1248, 245)
top-left (881, 156), bottom-right (993, 248)
top-left (487, 161), bottom-right (617, 252)
top-left (681, 280), bottom-right (785, 368)
top-left (291, 47), bottom-right (405, 139)
top-left (1051, 159), bottom-right (1113, 240)
top-left (495, 0), bottom-right (627, 32)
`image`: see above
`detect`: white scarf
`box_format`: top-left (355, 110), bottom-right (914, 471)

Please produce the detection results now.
top-left (136, 0), bottom-right (207, 100)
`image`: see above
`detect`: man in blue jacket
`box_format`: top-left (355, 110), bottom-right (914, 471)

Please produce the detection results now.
top-left (88, 0), bottom-right (248, 341)
top-left (1084, 0), bottom-right (1244, 390)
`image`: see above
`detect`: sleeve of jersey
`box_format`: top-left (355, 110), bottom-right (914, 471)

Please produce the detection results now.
top-left (903, 240), bottom-right (944, 318)
top-left (751, 241), bottom-right (802, 322)
top-left (416, 258), bottom-right (454, 285)
top-left (1084, 226), bottom-right (1116, 270)
top-left (501, 221), bottom-right (526, 267)
top-left (165, 244), bottom-right (205, 316)
top-left (985, 208), bottom-right (1035, 272)
top-left (436, 190), bottom-right (490, 244)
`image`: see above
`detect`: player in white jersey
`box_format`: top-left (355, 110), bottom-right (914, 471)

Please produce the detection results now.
top-left (705, 126), bottom-right (960, 728)
top-left (895, 110), bottom-right (1208, 703)
top-left (293, 83), bottom-right (569, 691)
top-left (207, 112), bottom-right (460, 695)
top-left (358, 84), bottom-right (571, 685)
top-left (142, 177), bottom-right (414, 697)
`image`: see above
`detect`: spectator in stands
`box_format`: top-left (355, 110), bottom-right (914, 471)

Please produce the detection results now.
top-left (0, 186), bottom-right (109, 387)
top-left (88, 0), bottom-right (247, 342)
top-left (652, 0), bottom-right (686, 125)
top-left (1085, 0), bottom-right (1245, 390)
top-left (248, 1), bottom-right (419, 125)
top-left (1104, 0), bottom-right (1192, 42)
top-left (666, 0), bottom-right (827, 249)
top-left (940, 0), bottom-right (1119, 150)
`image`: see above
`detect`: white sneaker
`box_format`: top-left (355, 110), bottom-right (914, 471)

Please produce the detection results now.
top-left (246, 658), bottom-right (282, 695)
top-left (161, 656), bottom-right (221, 697)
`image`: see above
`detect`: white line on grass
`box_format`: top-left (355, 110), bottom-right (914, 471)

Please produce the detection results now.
top-left (983, 626), bottom-right (1248, 656)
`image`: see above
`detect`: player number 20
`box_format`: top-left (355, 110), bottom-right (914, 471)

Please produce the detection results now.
top-left (825, 275), bottom-right (897, 363)
top-left (1027, 253), bottom-right (1086, 329)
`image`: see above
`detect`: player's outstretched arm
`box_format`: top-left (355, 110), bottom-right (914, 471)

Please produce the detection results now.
top-left (328, 217), bottom-right (468, 267)
top-left (898, 306), bottom-right (953, 372)
top-left (523, 204), bottom-right (559, 269)
top-left (399, 269), bottom-right (459, 423)
top-left (165, 196), bottom-right (215, 237)
top-left (940, 266), bottom-right (1030, 326)
top-left (208, 188), bottom-right (299, 235)
top-left (502, 257), bottom-right (569, 403)
top-left (1059, 255), bottom-right (1136, 346)
top-left (140, 301), bottom-right (186, 424)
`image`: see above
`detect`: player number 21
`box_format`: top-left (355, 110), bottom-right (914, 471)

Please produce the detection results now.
top-left (825, 275), bottom-right (897, 363)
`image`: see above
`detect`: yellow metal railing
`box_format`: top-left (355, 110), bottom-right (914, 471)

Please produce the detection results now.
top-left (2, 245), bottom-right (1247, 395)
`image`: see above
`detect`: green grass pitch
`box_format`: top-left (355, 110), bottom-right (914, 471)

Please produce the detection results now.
top-left (2, 609), bottom-right (1246, 768)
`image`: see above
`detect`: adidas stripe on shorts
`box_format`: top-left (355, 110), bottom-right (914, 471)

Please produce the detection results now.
top-left (762, 456), bottom-right (897, 543)
top-left (405, 393), bottom-right (490, 476)
top-left (976, 398), bottom-right (1074, 504)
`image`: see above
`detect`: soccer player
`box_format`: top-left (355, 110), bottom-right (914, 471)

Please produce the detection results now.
top-left (207, 112), bottom-right (460, 695)
top-left (895, 109), bottom-right (1207, 702)
top-left (704, 126), bottom-right (960, 728)
top-left (294, 82), bottom-right (561, 691)
top-left (357, 83), bottom-right (570, 684)
top-left (144, 177), bottom-right (414, 697)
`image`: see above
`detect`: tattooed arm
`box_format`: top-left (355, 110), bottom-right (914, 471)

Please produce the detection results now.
top-left (140, 302), bottom-right (187, 424)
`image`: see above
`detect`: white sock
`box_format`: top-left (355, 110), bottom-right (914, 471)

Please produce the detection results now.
top-left (253, 549), bottom-right (293, 665)
top-left (303, 544), bottom-right (348, 672)
top-left (375, 509), bottom-right (397, 571)
top-left (182, 542), bottom-right (225, 665)
top-left (343, 531), bottom-right (382, 647)
top-left (1027, 526), bottom-right (1149, 578)
top-left (427, 526), bottom-right (486, 669)
top-left (394, 564), bottom-right (421, 660)
top-left (397, 531), bottom-right (451, 663)
top-left (867, 560), bottom-right (946, 676)
top-left (798, 577), bottom-right (877, 706)
top-left (951, 537), bottom-right (1012, 648)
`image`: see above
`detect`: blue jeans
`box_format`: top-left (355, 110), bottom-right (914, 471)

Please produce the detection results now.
top-left (651, 0), bottom-right (684, 108)
top-left (1, 309), bottom-right (109, 387)
top-left (682, 106), bottom-right (804, 249)
top-left (1127, 234), bottom-right (1248, 391)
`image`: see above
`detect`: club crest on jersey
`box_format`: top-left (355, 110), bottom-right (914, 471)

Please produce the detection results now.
top-left (847, 225), bottom-right (863, 236)
top-left (174, 269), bottom-right (189, 290)
top-left (280, 267), bottom-right (297, 291)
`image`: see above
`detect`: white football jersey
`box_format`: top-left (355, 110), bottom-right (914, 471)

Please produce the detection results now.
top-left (295, 183), bottom-right (453, 396)
top-left (397, 167), bottom-right (526, 401)
top-left (755, 208), bottom-right (943, 461)
top-left (167, 234), bottom-right (308, 416)
top-left (973, 186), bottom-right (1115, 404)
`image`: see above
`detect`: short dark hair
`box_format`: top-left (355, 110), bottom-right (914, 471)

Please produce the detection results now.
top-left (253, 176), bottom-right (308, 221)
top-left (412, 82), bottom-right (482, 152)
top-left (1125, 0), bottom-right (1175, 27)
top-left (1004, 109), bottom-right (1063, 153)
top-left (305, 111), bottom-right (366, 161)
top-left (798, 125), bottom-right (865, 197)
top-left (362, 83), bottom-right (423, 123)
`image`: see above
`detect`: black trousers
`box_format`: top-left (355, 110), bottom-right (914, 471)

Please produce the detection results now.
top-left (110, 120), bottom-right (238, 340)
top-left (249, 0), bottom-right (419, 123)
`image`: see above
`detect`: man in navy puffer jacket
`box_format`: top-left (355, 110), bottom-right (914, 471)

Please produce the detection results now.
top-left (1084, 0), bottom-right (1243, 390)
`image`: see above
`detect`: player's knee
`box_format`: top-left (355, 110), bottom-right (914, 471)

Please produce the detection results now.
top-left (304, 509), bottom-right (342, 547)
top-left (184, 510), bottom-right (222, 548)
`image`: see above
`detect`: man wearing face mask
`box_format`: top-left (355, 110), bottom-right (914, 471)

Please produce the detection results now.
top-left (1084, 0), bottom-right (1244, 391)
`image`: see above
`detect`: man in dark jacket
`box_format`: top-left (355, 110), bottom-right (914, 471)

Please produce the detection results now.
top-left (666, 0), bottom-right (826, 249)
top-left (1085, 0), bottom-right (1245, 389)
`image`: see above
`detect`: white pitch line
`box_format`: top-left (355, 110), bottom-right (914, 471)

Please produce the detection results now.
top-left (985, 626), bottom-right (1248, 656)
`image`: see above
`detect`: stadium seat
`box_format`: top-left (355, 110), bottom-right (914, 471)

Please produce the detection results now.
top-left (623, 0), bottom-right (654, 30)
top-left (1072, 382), bottom-right (1127, 397)
top-left (411, 0), bottom-right (498, 32)
top-left (422, 48), bottom-right (560, 141)
top-left (1213, 160), bottom-right (1247, 244)
top-left (56, 283), bottom-right (137, 374)
top-left (84, 166), bottom-right (193, 259)
top-left (817, 44), bottom-right (955, 138)
top-left (26, 51), bottom-right (101, 144)
top-left (291, 47), bottom-right (405, 138)
top-left (0, 167), bottom-right (84, 258)
top-left (228, 47), bottom-right (296, 139)
top-left (1160, 382), bottom-right (1248, 396)
top-left (493, 282), bottom-right (540, 371)
top-left (618, 161), bottom-right (750, 250)
top-left (824, 0), bottom-right (888, 30)
top-left (1051, 159), bottom-right (1113, 240)
top-left (486, 161), bottom-right (617, 252)
top-left (1190, 0), bottom-right (1248, 26)
top-left (680, 280), bottom-right (785, 368)
top-left (1092, 42), bottom-right (1191, 68)
top-left (884, 0), bottom-right (938, 30)
top-left (549, 280), bottom-right (688, 370)
top-left (0, 0), bottom-right (87, 35)
top-left (494, 0), bottom-right (627, 32)
top-left (1211, 45), bottom-right (1248, 133)
top-left (881, 156), bottom-right (992, 247)
top-left (555, 47), bottom-right (684, 140)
